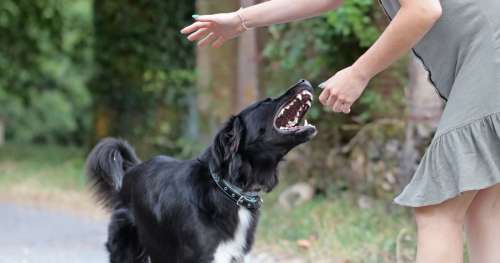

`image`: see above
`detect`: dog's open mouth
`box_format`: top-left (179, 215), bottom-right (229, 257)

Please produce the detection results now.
top-left (274, 89), bottom-right (316, 133)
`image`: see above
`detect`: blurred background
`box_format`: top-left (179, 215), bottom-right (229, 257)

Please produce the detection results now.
top-left (0, 0), bottom-right (445, 262)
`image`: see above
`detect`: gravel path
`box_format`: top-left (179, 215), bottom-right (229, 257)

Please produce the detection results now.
top-left (0, 202), bottom-right (108, 263)
top-left (0, 202), bottom-right (302, 263)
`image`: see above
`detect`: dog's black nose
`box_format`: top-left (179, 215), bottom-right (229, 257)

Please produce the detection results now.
top-left (298, 79), bottom-right (312, 87)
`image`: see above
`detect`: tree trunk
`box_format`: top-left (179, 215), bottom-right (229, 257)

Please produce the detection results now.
top-left (196, 0), bottom-right (261, 140)
top-left (0, 118), bottom-right (4, 146)
top-left (236, 0), bottom-right (260, 111)
top-left (399, 55), bottom-right (444, 187)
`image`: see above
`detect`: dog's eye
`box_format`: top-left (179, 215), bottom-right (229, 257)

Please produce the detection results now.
top-left (258, 127), bottom-right (266, 135)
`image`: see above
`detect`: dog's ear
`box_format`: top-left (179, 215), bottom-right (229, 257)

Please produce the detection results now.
top-left (211, 116), bottom-right (245, 169)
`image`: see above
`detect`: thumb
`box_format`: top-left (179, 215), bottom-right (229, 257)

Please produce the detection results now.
top-left (318, 86), bottom-right (331, 105)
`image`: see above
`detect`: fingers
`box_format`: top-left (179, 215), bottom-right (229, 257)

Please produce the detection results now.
top-left (319, 85), bottom-right (352, 113)
top-left (342, 103), bottom-right (351, 113)
top-left (198, 32), bottom-right (217, 47)
top-left (187, 28), bottom-right (210, 42)
top-left (180, 21), bottom-right (212, 34)
top-left (318, 87), bottom-right (330, 105)
top-left (211, 37), bottom-right (226, 48)
top-left (332, 100), bottom-right (344, 112)
top-left (326, 93), bottom-right (338, 109)
top-left (332, 97), bottom-right (352, 113)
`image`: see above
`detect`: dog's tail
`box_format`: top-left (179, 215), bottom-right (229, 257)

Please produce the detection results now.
top-left (85, 137), bottom-right (140, 209)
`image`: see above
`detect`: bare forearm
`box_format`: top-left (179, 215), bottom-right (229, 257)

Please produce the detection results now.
top-left (353, 0), bottom-right (442, 80)
top-left (240, 0), bottom-right (343, 28)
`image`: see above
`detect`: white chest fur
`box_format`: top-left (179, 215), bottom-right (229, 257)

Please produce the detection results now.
top-left (212, 207), bottom-right (253, 263)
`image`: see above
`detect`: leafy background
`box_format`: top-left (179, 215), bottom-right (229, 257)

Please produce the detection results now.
top-left (0, 1), bottom-right (442, 262)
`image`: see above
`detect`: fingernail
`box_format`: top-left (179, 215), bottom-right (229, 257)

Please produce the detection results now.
top-left (192, 14), bottom-right (199, 19)
top-left (318, 82), bottom-right (326, 89)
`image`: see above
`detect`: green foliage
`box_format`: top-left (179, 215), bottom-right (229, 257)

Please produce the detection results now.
top-left (325, 0), bottom-right (380, 48)
top-left (262, 0), bottom-right (384, 127)
top-left (90, 0), bottom-right (196, 156)
top-left (263, 0), bottom-right (380, 82)
top-left (263, 1), bottom-right (407, 198)
top-left (0, 0), bottom-right (93, 143)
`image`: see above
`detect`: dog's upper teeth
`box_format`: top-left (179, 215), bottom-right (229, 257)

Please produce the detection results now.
top-left (297, 94), bottom-right (302, 100)
top-left (306, 101), bottom-right (312, 107)
top-left (303, 91), bottom-right (313, 100)
top-left (305, 119), bottom-right (309, 126)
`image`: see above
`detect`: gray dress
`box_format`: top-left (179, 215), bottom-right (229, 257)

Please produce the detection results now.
top-left (380, 0), bottom-right (500, 207)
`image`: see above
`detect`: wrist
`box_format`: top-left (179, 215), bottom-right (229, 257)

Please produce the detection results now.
top-left (351, 60), bottom-right (374, 82)
top-left (236, 8), bottom-right (252, 31)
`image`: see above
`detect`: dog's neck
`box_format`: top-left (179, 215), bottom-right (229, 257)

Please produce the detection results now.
top-left (197, 148), bottom-right (263, 210)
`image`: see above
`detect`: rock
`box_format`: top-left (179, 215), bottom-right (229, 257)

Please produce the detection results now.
top-left (296, 239), bottom-right (312, 249)
top-left (357, 194), bottom-right (374, 209)
top-left (248, 252), bottom-right (305, 263)
top-left (278, 182), bottom-right (315, 210)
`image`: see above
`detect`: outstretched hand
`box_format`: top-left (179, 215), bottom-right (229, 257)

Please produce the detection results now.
top-left (318, 66), bottom-right (370, 114)
top-left (180, 12), bottom-right (246, 48)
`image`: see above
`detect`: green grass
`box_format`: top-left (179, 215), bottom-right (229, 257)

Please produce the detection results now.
top-left (0, 143), bottom-right (86, 191)
top-left (258, 185), bottom-right (416, 262)
top-left (0, 143), bottom-right (417, 262)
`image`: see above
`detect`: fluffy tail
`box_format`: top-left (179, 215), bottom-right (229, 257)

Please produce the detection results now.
top-left (85, 138), bottom-right (140, 208)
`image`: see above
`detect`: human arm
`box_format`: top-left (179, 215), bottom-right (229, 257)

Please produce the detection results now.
top-left (180, 0), bottom-right (343, 48)
top-left (319, 0), bottom-right (442, 113)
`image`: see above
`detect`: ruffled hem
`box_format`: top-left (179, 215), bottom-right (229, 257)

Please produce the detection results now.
top-left (395, 111), bottom-right (500, 207)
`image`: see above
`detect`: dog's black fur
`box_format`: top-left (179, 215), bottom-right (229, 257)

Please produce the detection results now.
top-left (86, 80), bottom-right (316, 263)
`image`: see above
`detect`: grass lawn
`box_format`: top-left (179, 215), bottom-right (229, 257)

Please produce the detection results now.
top-left (0, 143), bottom-right (417, 262)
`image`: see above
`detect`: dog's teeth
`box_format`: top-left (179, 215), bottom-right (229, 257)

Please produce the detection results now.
top-left (305, 119), bottom-right (308, 126)
top-left (306, 101), bottom-right (312, 107)
top-left (297, 94), bottom-right (302, 100)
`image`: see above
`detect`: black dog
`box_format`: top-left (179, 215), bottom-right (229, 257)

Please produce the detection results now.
top-left (86, 79), bottom-right (316, 263)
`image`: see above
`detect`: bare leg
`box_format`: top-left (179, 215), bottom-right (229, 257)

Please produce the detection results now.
top-left (414, 191), bottom-right (477, 263)
top-left (465, 184), bottom-right (500, 263)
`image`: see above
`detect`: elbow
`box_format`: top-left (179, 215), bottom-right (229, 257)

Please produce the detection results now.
top-left (427, 3), bottom-right (442, 22)
top-left (405, 0), bottom-right (442, 24)
top-left (325, 0), bottom-right (343, 10)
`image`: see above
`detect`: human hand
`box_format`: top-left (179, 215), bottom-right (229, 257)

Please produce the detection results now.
top-left (318, 66), bottom-right (370, 114)
top-left (180, 12), bottom-right (247, 48)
